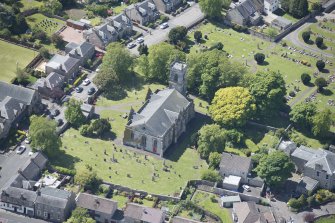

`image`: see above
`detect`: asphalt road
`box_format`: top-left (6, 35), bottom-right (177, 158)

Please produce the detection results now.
top-left (128, 3), bottom-right (205, 55)
top-left (0, 209), bottom-right (49, 223)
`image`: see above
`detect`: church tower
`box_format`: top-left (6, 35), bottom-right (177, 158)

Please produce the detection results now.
top-left (169, 61), bottom-right (187, 96)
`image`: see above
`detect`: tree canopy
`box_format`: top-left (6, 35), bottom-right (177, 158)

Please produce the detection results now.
top-left (65, 207), bottom-right (95, 223)
top-left (312, 109), bottom-right (332, 137)
top-left (208, 152), bottom-right (221, 169)
top-left (137, 42), bottom-right (185, 83)
top-left (201, 169), bottom-right (221, 183)
top-left (197, 124), bottom-right (226, 159)
top-left (199, 0), bottom-right (224, 18)
top-left (187, 50), bottom-right (246, 100)
top-left (75, 166), bottom-right (101, 192)
top-left (290, 102), bottom-right (317, 130)
top-left (65, 99), bottom-right (85, 128)
top-left (289, 0), bottom-right (308, 18)
top-left (209, 87), bottom-right (256, 127)
top-left (29, 115), bottom-right (61, 157)
top-left (243, 72), bottom-right (286, 115)
top-left (40, 0), bottom-right (63, 15)
top-left (255, 151), bottom-right (295, 187)
top-left (168, 26), bottom-right (187, 44)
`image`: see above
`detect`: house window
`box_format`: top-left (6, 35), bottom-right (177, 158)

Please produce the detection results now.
top-left (141, 136), bottom-right (147, 147)
top-left (37, 210), bottom-right (41, 216)
top-left (44, 212), bottom-right (48, 218)
top-left (153, 139), bottom-right (158, 153)
top-left (317, 171), bottom-right (320, 177)
top-left (326, 175), bottom-right (329, 180)
top-left (131, 131), bottom-right (134, 140)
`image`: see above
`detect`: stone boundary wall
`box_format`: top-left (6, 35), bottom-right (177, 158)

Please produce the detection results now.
top-left (247, 121), bottom-right (278, 131)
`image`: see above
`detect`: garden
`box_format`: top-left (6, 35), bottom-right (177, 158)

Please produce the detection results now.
top-left (26, 13), bottom-right (65, 36)
top-left (0, 40), bottom-right (36, 83)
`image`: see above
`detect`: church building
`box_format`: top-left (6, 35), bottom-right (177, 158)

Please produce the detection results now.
top-left (123, 61), bottom-right (195, 156)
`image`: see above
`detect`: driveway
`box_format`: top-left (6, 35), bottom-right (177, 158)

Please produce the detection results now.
top-left (129, 3), bottom-right (205, 55)
top-left (284, 14), bottom-right (334, 58)
top-left (70, 70), bottom-right (98, 103)
top-left (0, 209), bottom-right (49, 223)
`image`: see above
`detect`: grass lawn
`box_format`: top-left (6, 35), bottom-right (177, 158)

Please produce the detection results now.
top-left (65, 8), bottom-right (86, 20)
top-left (290, 129), bottom-right (330, 149)
top-left (191, 190), bottom-right (232, 223)
top-left (110, 193), bottom-right (130, 208)
top-left (315, 215), bottom-right (335, 223)
top-left (26, 13), bottom-right (65, 36)
top-left (20, 0), bottom-right (43, 11)
top-left (187, 22), bottom-right (333, 104)
top-left (89, 17), bottom-right (103, 26)
top-left (0, 40), bottom-right (36, 83)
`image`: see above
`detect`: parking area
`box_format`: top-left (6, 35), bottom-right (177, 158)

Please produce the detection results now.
top-left (240, 184), bottom-right (263, 197)
top-left (128, 3), bottom-right (204, 55)
top-left (59, 26), bottom-right (85, 44)
top-left (70, 70), bottom-right (98, 103)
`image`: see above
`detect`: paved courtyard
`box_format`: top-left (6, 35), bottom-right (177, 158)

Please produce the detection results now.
top-left (59, 26), bottom-right (85, 44)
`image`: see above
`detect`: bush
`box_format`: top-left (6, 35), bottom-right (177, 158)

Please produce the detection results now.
top-left (73, 72), bottom-right (88, 87)
top-left (289, 91), bottom-right (296, 97)
top-left (53, 166), bottom-right (76, 176)
top-left (315, 37), bottom-right (323, 48)
top-left (301, 73), bottom-right (311, 85)
top-left (314, 77), bottom-right (327, 91)
top-left (194, 31), bottom-right (202, 42)
top-left (302, 31), bottom-right (310, 43)
top-left (200, 169), bottom-right (221, 183)
top-left (254, 53), bottom-right (265, 64)
top-left (316, 60), bottom-right (325, 71)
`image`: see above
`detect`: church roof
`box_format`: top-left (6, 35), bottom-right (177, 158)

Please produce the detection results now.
top-left (128, 88), bottom-right (191, 137)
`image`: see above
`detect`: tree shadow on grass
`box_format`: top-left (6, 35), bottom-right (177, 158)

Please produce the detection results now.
top-left (320, 69), bottom-right (330, 73)
top-left (101, 131), bottom-right (117, 141)
top-left (306, 40), bottom-right (314, 45)
top-left (50, 150), bottom-right (80, 170)
top-left (258, 61), bottom-right (269, 66)
top-left (164, 113), bottom-right (211, 162)
top-left (305, 82), bottom-right (315, 87)
top-left (320, 88), bottom-right (333, 96)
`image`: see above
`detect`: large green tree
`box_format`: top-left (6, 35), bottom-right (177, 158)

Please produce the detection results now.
top-left (255, 151), bottom-right (295, 187)
top-left (75, 166), bottom-right (101, 191)
top-left (199, 0), bottom-right (224, 18)
top-left (289, 0), bottom-right (308, 18)
top-left (29, 115), bottom-right (61, 157)
top-left (65, 207), bottom-right (95, 223)
top-left (137, 42), bottom-right (185, 83)
top-left (187, 49), bottom-right (246, 100)
top-left (91, 118), bottom-right (111, 137)
top-left (209, 87), bottom-right (256, 127)
top-left (289, 102), bottom-right (317, 130)
top-left (312, 109), bottom-right (332, 137)
top-left (197, 124), bottom-right (226, 159)
top-left (201, 169), bottom-right (221, 183)
top-left (208, 152), bottom-right (221, 169)
top-left (168, 26), bottom-right (187, 44)
top-left (40, 0), bottom-right (62, 15)
top-left (65, 99), bottom-right (85, 128)
top-left (243, 72), bottom-right (286, 115)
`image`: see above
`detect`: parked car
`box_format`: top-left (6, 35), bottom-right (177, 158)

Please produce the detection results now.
top-left (75, 86), bottom-right (83, 93)
top-left (127, 42), bottom-right (136, 49)
top-left (57, 119), bottom-right (63, 127)
top-left (50, 109), bottom-right (60, 117)
top-left (24, 137), bottom-right (31, 144)
top-left (87, 87), bottom-right (96, 95)
top-left (83, 78), bottom-right (91, 86)
top-left (136, 37), bottom-right (144, 44)
top-left (16, 145), bottom-right (26, 154)
top-left (160, 22), bottom-right (168, 29)
top-left (242, 185), bottom-right (251, 192)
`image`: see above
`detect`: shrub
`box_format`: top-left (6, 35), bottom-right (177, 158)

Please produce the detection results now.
top-left (289, 91), bottom-right (296, 97)
top-left (301, 73), bottom-right (311, 85)
top-left (194, 31), bottom-right (202, 42)
top-left (315, 37), bottom-right (323, 48)
top-left (53, 166), bottom-right (76, 176)
top-left (314, 77), bottom-right (327, 91)
top-left (316, 60), bottom-right (325, 71)
top-left (302, 31), bottom-right (310, 43)
top-left (254, 53), bottom-right (265, 64)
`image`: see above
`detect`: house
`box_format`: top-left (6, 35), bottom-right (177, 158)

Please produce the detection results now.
top-left (226, 0), bottom-right (264, 26)
top-left (296, 176), bottom-right (319, 195)
top-left (65, 41), bottom-right (95, 66)
top-left (291, 146), bottom-right (335, 190)
top-left (0, 152), bottom-right (76, 223)
top-left (222, 175), bottom-right (242, 191)
top-left (219, 152), bottom-right (252, 183)
top-left (221, 195), bottom-right (241, 208)
top-left (76, 193), bottom-right (118, 223)
top-left (123, 203), bottom-right (165, 223)
top-left (0, 82), bottom-right (41, 140)
top-left (83, 13), bottom-right (133, 50)
top-left (172, 216), bottom-right (202, 223)
top-left (232, 201), bottom-right (276, 223)
top-left (125, 0), bottom-right (159, 26)
top-left (31, 72), bottom-right (65, 99)
top-left (45, 54), bottom-right (80, 83)
top-left (123, 62), bottom-right (194, 157)
top-left (277, 140), bottom-right (297, 155)
top-left (152, 0), bottom-right (181, 12)
top-left (271, 16), bottom-right (292, 31)
top-left (264, 0), bottom-right (280, 14)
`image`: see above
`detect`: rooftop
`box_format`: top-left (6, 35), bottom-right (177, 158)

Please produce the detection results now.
top-left (124, 203), bottom-right (164, 223)
top-left (76, 193), bottom-right (118, 215)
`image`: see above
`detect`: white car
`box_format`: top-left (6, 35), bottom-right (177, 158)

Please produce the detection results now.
top-left (127, 42), bottom-right (136, 49)
top-left (136, 37), bottom-right (144, 44)
top-left (83, 78), bottom-right (91, 86)
top-left (242, 185), bottom-right (251, 192)
top-left (160, 22), bottom-right (168, 29)
top-left (24, 137), bottom-right (31, 144)
top-left (16, 145), bottom-right (26, 154)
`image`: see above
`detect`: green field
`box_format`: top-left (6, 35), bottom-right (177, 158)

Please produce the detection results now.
top-left (191, 190), bottom-right (232, 223)
top-left (0, 40), bottom-right (36, 83)
top-left (20, 0), bottom-right (43, 11)
top-left (26, 13), bottom-right (65, 36)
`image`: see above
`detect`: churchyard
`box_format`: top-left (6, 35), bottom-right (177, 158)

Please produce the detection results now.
top-left (26, 13), bottom-right (65, 36)
top-left (0, 40), bottom-right (36, 83)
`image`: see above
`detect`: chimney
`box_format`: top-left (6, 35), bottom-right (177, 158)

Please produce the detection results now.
top-left (20, 193), bottom-right (25, 200)
top-left (36, 189), bottom-right (41, 196)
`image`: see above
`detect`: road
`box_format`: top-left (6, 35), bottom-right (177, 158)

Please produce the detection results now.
top-left (129, 3), bottom-right (205, 55)
top-left (284, 14), bottom-right (334, 58)
top-left (0, 209), bottom-right (49, 223)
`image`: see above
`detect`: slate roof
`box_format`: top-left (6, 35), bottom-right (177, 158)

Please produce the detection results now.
top-left (46, 54), bottom-right (80, 73)
top-left (220, 152), bottom-right (252, 175)
top-left (124, 203), bottom-right (164, 223)
top-left (128, 89), bottom-right (191, 137)
top-left (0, 81), bottom-right (36, 105)
top-left (31, 152), bottom-right (48, 169)
top-left (297, 176), bottom-right (319, 192)
top-left (229, 0), bottom-right (264, 20)
top-left (1, 186), bottom-right (37, 203)
top-left (33, 72), bottom-right (64, 90)
top-left (36, 188), bottom-right (73, 209)
top-left (233, 202), bottom-right (275, 223)
top-left (96, 23), bottom-right (117, 41)
top-left (110, 13), bottom-right (132, 30)
top-left (292, 147), bottom-right (335, 175)
top-left (0, 96), bottom-right (25, 120)
top-left (133, 0), bottom-right (157, 16)
top-left (20, 159), bottom-right (41, 181)
top-left (265, 0), bottom-right (277, 4)
top-left (76, 193), bottom-right (117, 215)
top-left (68, 41), bottom-right (95, 58)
